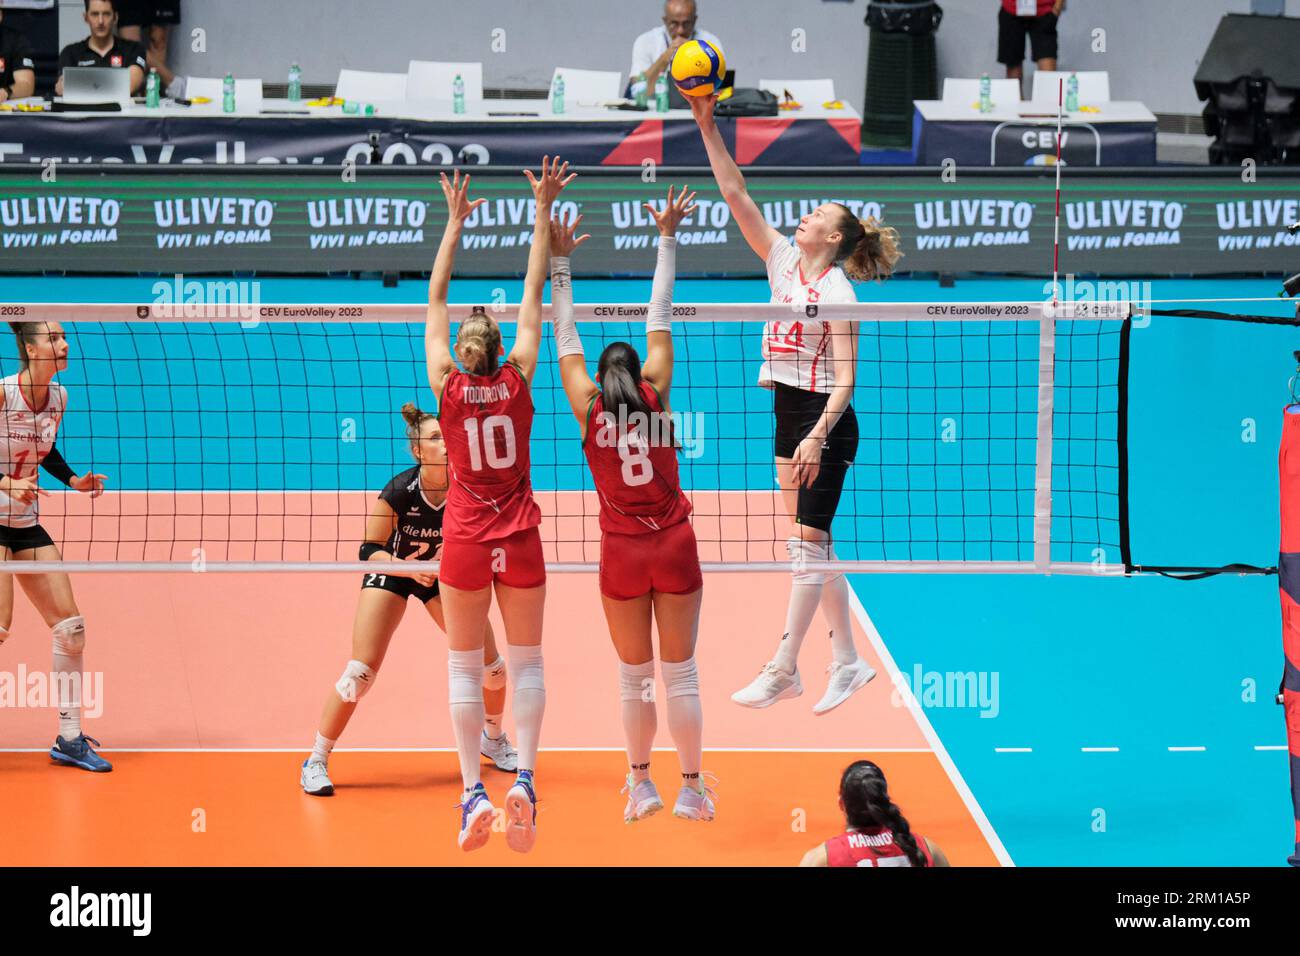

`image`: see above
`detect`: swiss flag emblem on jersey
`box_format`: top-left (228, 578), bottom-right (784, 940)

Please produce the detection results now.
top-left (110, 55), bottom-right (122, 67)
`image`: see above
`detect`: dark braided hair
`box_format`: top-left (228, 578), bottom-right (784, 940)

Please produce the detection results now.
top-left (839, 760), bottom-right (929, 867)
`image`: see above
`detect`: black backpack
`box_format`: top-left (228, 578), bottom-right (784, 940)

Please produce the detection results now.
top-left (713, 88), bottom-right (779, 117)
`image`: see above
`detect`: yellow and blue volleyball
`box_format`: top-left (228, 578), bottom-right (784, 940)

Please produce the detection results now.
top-left (670, 39), bottom-right (727, 97)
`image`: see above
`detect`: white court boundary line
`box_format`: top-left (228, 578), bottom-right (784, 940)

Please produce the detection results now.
top-left (846, 588), bottom-right (1015, 867)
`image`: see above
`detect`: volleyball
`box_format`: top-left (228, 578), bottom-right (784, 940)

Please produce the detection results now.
top-left (670, 39), bottom-right (727, 97)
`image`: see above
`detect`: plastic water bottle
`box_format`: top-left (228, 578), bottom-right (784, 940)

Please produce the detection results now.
top-left (146, 68), bottom-right (160, 108)
top-left (453, 74), bottom-right (465, 114)
top-left (632, 71), bottom-right (648, 108)
top-left (979, 73), bottom-right (991, 113)
top-left (655, 71), bottom-right (669, 112)
top-left (552, 73), bottom-right (565, 114)
top-left (1066, 72), bottom-right (1079, 112)
top-left (222, 72), bottom-right (235, 113)
top-left (287, 62), bottom-right (302, 103)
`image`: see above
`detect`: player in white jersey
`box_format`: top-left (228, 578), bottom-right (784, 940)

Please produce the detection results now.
top-left (1, 322), bottom-right (109, 772)
top-left (688, 94), bottom-right (904, 714)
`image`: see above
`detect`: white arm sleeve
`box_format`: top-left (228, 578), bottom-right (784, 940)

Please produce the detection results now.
top-left (549, 256), bottom-right (583, 358)
top-left (647, 236), bottom-right (676, 334)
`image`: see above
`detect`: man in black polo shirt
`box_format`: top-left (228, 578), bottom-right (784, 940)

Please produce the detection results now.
top-left (0, 10), bottom-right (36, 104)
top-left (55, 0), bottom-right (146, 97)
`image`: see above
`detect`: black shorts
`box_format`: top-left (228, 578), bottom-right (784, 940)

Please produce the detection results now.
top-left (0, 522), bottom-right (55, 554)
top-left (360, 569), bottom-right (439, 604)
top-left (997, 9), bottom-right (1058, 65)
top-left (773, 382), bottom-right (859, 534)
top-left (117, 1), bottom-right (182, 27)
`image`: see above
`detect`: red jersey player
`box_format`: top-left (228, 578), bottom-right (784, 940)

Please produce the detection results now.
top-left (425, 158), bottom-right (576, 854)
top-left (799, 760), bottom-right (950, 867)
top-left (547, 185), bottom-right (713, 824)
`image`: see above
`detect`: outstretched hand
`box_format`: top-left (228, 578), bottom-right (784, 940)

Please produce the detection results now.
top-left (549, 211), bottom-right (591, 257)
top-left (440, 170), bottom-right (486, 224)
top-left (524, 155), bottom-right (577, 206)
top-left (70, 471), bottom-right (107, 498)
top-left (645, 184), bottom-right (698, 237)
top-left (687, 92), bottom-right (719, 129)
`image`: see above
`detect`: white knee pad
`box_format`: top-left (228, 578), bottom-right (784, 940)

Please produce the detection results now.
top-left (508, 644), bottom-right (545, 693)
top-left (660, 657), bottom-right (699, 700)
top-left (824, 544), bottom-right (845, 583)
top-left (786, 538), bottom-right (830, 586)
top-left (52, 616), bottom-right (86, 656)
top-left (448, 649), bottom-right (484, 705)
top-left (482, 655), bottom-right (507, 691)
top-left (334, 659), bottom-right (376, 703)
top-left (619, 659), bottom-right (656, 703)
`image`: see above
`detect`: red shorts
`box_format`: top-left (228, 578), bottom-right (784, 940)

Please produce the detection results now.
top-left (438, 526), bottom-right (546, 591)
top-left (600, 520), bottom-right (703, 601)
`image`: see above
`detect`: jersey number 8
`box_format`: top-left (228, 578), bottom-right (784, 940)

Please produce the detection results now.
top-left (617, 432), bottom-right (653, 487)
top-left (464, 415), bottom-right (518, 471)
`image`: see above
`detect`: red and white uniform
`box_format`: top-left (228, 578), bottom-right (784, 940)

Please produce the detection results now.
top-left (584, 382), bottom-right (701, 600)
top-left (438, 362), bottom-right (544, 590)
top-left (0, 374), bottom-right (66, 528)
top-left (760, 239), bottom-right (857, 395)
top-left (824, 827), bottom-right (934, 868)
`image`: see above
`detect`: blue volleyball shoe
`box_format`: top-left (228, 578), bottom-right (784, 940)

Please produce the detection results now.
top-left (458, 782), bottom-right (495, 852)
top-left (505, 770), bottom-right (538, 853)
top-left (50, 734), bottom-right (113, 772)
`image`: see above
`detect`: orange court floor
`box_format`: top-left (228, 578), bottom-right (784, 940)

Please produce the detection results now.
top-left (0, 570), bottom-right (1007, 867)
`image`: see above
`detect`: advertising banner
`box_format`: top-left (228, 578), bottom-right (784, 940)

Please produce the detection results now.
top-left (1, 168), bottom-right (1296, 277)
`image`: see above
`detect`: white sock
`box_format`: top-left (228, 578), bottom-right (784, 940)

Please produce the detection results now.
top-left (619, 659), bottom-right (657, 782)
top-left (822, 556), bottom-right (860, 665)
top-left (773, 539), bottom-right (829, 674)
top-left (448, 649), bottom-right (485, 791)
top-left (661, 657), bottom-right (702, 779)
top-left (507, 644), bottom-right (546, 773)
top-left (52, 618), bottom-right (86, 741)
top-left (310, 732), bottom-right (335, 766)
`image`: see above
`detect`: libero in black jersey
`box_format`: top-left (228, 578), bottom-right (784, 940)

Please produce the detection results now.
top-left (302, 402), bottom-right (518, 798)
top-left (363, 464), bottom-right (445, 602)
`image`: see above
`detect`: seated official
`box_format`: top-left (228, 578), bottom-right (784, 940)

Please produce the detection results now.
top-left (628, 0), bottom-right (721, 99)
top-left (55, 0), bottom-right (146, 97)
top-left (0, 10), bottom-right (37, 104)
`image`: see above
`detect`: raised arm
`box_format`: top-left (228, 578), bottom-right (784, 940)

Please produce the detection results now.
top-left (687, 94), bottom-right (781, 261)
top-left (639, 184), bottom-right (696, 402)
top-left (547, 212), bottom-right (599, 431)
top-left (510, 155), bottom-right (577, 384)
top-left (425, 171), bottom-right (485, 401)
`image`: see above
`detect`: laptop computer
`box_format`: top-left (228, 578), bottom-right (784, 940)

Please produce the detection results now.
top-left (59, 67), bottom-right (132, 109)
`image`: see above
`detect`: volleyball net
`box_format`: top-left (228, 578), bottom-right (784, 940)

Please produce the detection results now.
top-left (0, 298), bottom-right (1287, 574)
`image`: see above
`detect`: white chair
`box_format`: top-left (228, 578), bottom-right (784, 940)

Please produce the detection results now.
top-left (334, 68), bottom-right (408, 102)
top-left (941, 77), bottom-right (1022, 107)
top-left (548, 67), bottom-right (622, 109)
top-left (185, 76), bottom-right (264, 112)
top-left (1031, 70), bottom-right (1111, 105)
top-left (758, 78), bottom-right (837, 105)
top-left (407, 61), bottom-right (484, 101)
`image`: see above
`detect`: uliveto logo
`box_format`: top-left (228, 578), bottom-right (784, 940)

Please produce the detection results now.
top-left (50, 886), bottom-right (151, 936)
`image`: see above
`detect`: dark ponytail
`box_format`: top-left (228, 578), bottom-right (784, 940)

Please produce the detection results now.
top-left (596, 341), bottom-right (675, 447)
top-left (9, 321), bottom-right (39, 371)
top-left (839, 760), bottom-right (928, 867)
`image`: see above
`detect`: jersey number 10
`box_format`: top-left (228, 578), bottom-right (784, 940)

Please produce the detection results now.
top-left (464, 415), bottom-right (518, 471)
